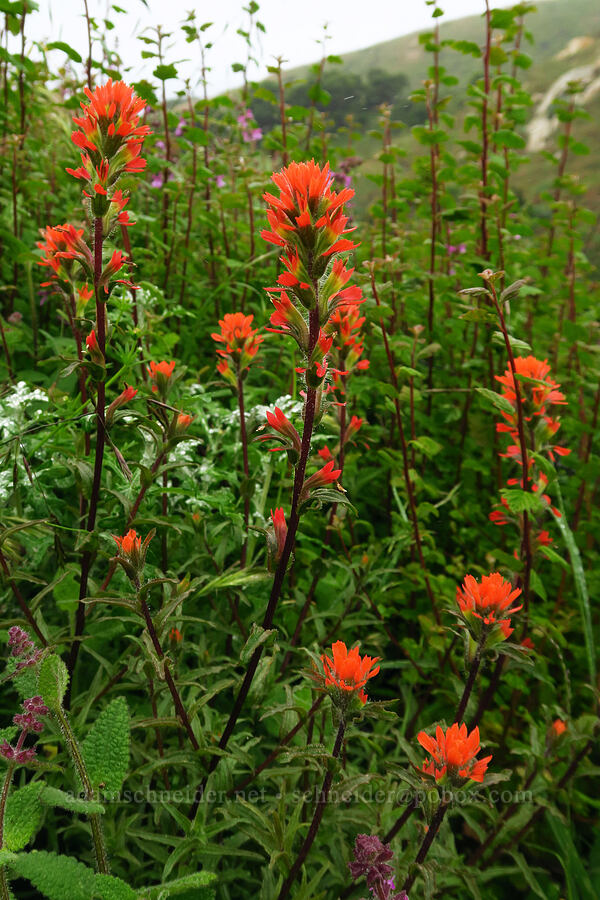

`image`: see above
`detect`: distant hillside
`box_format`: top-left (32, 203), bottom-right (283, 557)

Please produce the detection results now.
top-left (260, 0), bottom-right (600, 225)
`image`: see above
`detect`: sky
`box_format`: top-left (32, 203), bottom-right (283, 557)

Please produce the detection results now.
top-left (18, 0), bottom-right (529, 96)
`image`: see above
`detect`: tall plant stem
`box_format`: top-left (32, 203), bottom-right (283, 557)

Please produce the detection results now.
top-left (487, 278), bottom-right (532, 618)
top-left (190, 308), bottom-right (322, 816)
top-left (369, 267), bottom-right (440, 624)
top-left (479, 0), bottom-right (492, 260)
top-left (402, 797), bottom-right (449, 893)
top-left (276, 59), bottom-right (288, 167)
top-left (0, 547), bottom-right (47, 644)
top-left (0, 762), bottom-right (16, 900)
top-left (82, 0), bottom-right (93, 89)
top-left (138, 593), bottom-right (199, 751)
top-left (277, 720), bottom-right (345, 900)
top-left (232, 695), bottom-right (325, 795)
top-left (454, 637), bottom-right (484, 724)
top-left (237, 374), bottom-right (250, 567)
top-left (0, 316), bottom-right (13, 381)
top-left (54, 706), bottom-right (109, 873)
top-left (426, 75), bottom-right (440, 411)
top-left (66, 217), bottom-right (106, 701)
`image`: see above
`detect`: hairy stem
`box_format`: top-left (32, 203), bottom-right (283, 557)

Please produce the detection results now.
top-left (277, 720), bottom-right (345, 900)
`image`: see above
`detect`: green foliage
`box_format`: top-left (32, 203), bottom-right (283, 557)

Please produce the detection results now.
top-left (37, 654), bottom-right (69, 711)
top-left (3, 782), bottom-right (44, 851)
top-left (81, 697), bottom-right (130, 794)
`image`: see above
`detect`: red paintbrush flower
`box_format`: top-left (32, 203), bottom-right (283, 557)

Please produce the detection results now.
top-left (112, 528), bottom-right (153, 582)
top-left (211, 312), bottom-right (263, 380)
top-left (37, 224), bottom-right (92, 286)
top-left (148, 360), bottom-right (175, 398)
top-left (70, 79), bottom-right (151, 177)
top-left (261, 160), bottom-right (358, 278)
top-left (270, 508), bottom-right (288, 564)
top-left (256, 407), bottom-right (302, 457)
top-left (321, 640), bottom-right (380, 705)
top-left (418, 723), bottom-right (492, 783)
top-left (301, 459), bottom-right (343, 502)
top-left (456, 572), bottom-right (522, 642)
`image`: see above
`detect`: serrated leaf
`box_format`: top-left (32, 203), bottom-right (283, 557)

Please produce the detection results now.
top-left (500, 489), bottom-right (543, 514)
top-left (40, 785), bottom-right (105, 815)
top-left (141, 871), bottom-right (217, 898)
top-left (4, 782), bottom-right (44, 851)
top-left (10, 850), bottom-right (95, 900)
top-left (153, 64), bottom-right (177, 81)
top-left (92, 873), bottom-right (137, 900)
top-left (81, 697), bottom-right (130, 794)
top-left (37, 655), bottom-right (69, 711)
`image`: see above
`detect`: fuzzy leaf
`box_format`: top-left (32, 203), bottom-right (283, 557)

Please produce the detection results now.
top-left (475, 387), bottom-right (514, 415)
top-left (141, 871), bottom-right (217, 898)
top-left (92, 874), bottom-right (137, 900)
top-left (81, 697), bottom-right (130, 793)
top-left (37, 654), bottom-right (69, 711)
top-left (40, 785), bottom-right (105, 815)
top-left (3, 782), bottom-right (44, 851)
top-left (9, 850), bottom-right (95, 900)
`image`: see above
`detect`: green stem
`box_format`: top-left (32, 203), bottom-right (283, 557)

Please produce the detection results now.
top-left (0, 761), bottom-right (16, 900)
top-left (55, 706), bottom-right (109, 874)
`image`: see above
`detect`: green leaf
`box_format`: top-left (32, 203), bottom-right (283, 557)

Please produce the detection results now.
top-left (37, 655), bottom-right (69, 711)
top-left (4, 782), bottom-right (44, 851)
top-left (40, 785), bottom-right (105, 815)
top-left (81, 697), bottom-right (130, 794)
top-left (240, 624), bottom-right (276, 664)
top-left (500, 489), bottom-right (544, 514)
top-left (92, 874), bottom-right (137, 900)
top-left (493, 129), bottom-right (526, 149)
top-left (141, 871), bottom-right (217, 899)
top-left (197, 568), bottom-right (270, 594)
top-left (10, 851), bottom-right (95, 900)
top-left (46, 41), bottom-right (82, 63)
top-left (475, 387), bottom-right (514, 415)
top-left (553, 482), bottom-right (596, 686)
top-left (409, 436), bottom-right (442, 458)
top-left (546, 810), bottom-right (597, 899)
top-left (153, 64), bottom-right (177, 81)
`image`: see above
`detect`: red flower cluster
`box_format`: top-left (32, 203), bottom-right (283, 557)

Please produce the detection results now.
top-left (456, 572), bottom-right (522, 642)
top-left (321, 640), bottom-right (380, 705)
top-left (113, 528), bottom-right (152, 582)
top-left (211, 312), bottom-right (263, 384)
top-left (261, 161), bottom-right (357, 270)
top-left (256, 407), bottom-right (301, 458)
top-left (418, 723), bottom-right (492, 783)
top-left (68, 80), bottom-right (151, 190)
top-left (37, 224), bottom-right (92, 287)
top-left (496, 356), bottom-right (570, 463)
top-left (148, 360), bottom-right (175, 397)
top-left (267, 508), bottom-right (288, 569)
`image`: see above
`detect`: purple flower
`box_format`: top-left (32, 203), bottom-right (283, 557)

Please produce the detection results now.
top-left (349, 834), bottom-right (394, 886)
top-left (7, 311), bottom-right (22, 324)
top-left (155, 140), bottom-right (166, 151)
top-left (237, 108), bottom-right (252, 126)
top-left (174, 118), bottom-right (186, 137)
top-left (151, 174), bottom-right (164, 189)
top-left (242, 126), bottom-right (262, 143)
top-left (214, 174), bottom-right (226, 188)
top-left (447, 242), bottom-right (466, 255)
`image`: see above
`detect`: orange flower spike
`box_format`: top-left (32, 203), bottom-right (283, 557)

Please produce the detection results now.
top-left (417, 723), bottom-right (492, 784)
top-left (70, 79), bottom-right (152, 176)
top-left (268, 508), bottom-right (288, 568)
top-left (321, 640), bottom-right (380, 707)
top-left (106, 384), bottom-right (137, 425)
top-left (147, 360), bottom-right (176, 398)
top-left (551, 719), bottom-right (567, 737)
top-left (112, 528), bottom-right (153, 583)
top-left (261, 160), bottom-right (358, 278)
top-left (457, 572), bottom-right (523, 645)
top-left (211, 312), bottom-right (263, 377)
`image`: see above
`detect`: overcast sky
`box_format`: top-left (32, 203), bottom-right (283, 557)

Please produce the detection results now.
top-left (20, 0), bottom-right (531, 96)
